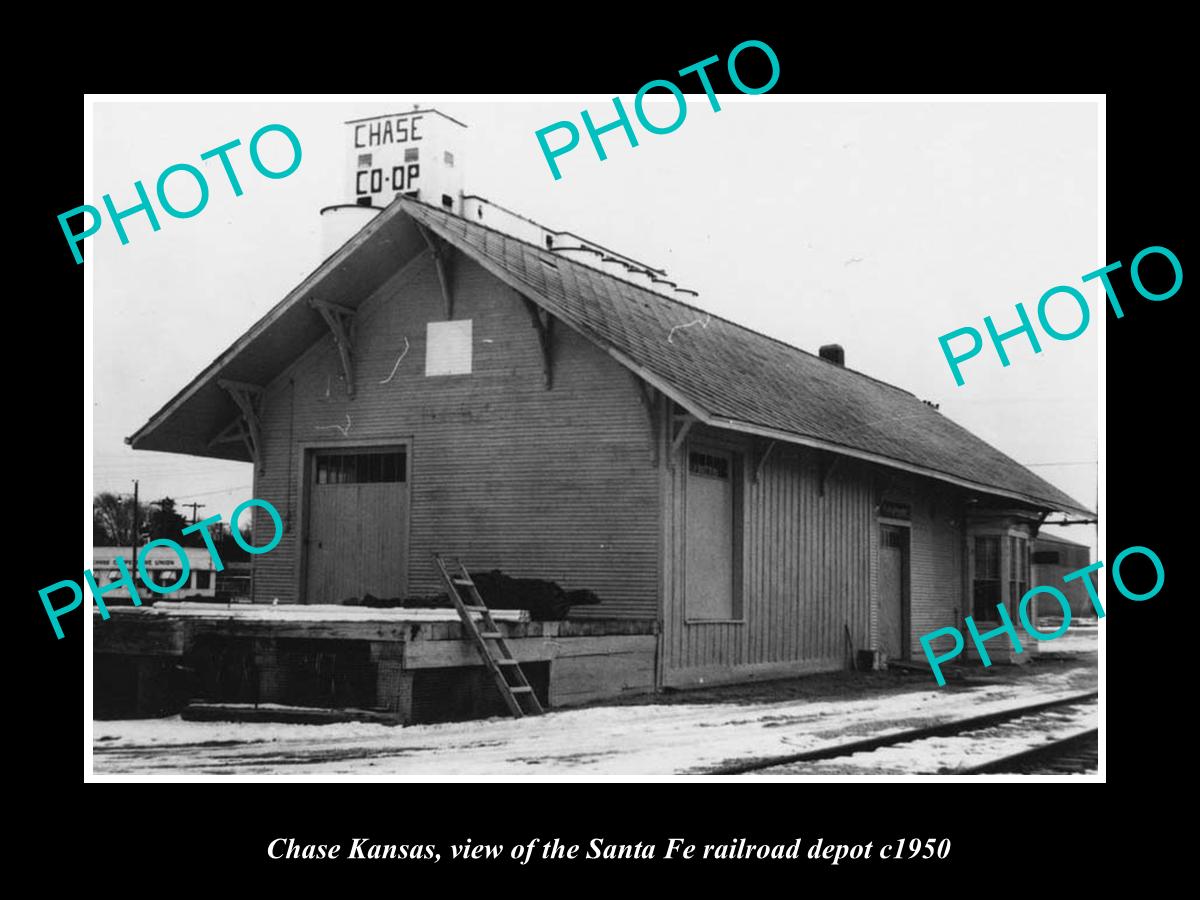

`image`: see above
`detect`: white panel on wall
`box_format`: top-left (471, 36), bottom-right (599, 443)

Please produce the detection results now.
top-left (425, 319), bottom-right (473, 376)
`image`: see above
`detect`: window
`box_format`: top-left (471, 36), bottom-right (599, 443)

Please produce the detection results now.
top-left (195, 570), bottom-right (212, 590)
top-left (689, 451), bottom-right (730, 479)
top-left (1008, 535), bottom-right (1029, 615)
top-left (151, 569), bottom-right (182, 591)
top-left (443, 150), bottom-right (455, 167)
top-left (425, 320), bottom-right (473, 376)
top-left (357, 153), bottom-right (372, 167)
top-left (315, 450), bottom-right (407, 484)
top-left (973, 535), bottom-right (1002, 619)
top-left (405, 147), bottom-right (419, 162)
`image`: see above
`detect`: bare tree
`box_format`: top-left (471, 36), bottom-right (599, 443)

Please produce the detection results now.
top-left (93, 492), bottom-right (145, 545)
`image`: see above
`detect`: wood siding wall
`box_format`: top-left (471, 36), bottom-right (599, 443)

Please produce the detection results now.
top-left (662, 427), bottom-right (876, 685)
top-left (663, 427), bottom-right (970, 684)
top-left (246, 250), bottom-right (660, 618)
top-left (874, 479), bottom-right (966, 660)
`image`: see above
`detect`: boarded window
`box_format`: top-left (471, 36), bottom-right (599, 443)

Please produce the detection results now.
top-left (973, 535), bottom-right (1002, 619)
top-left (315, 450), bottom-right (407, 485)
top-left (685, 447), bottom-right (743, 621)
top-left (425, 320), bottom-right (473, 376)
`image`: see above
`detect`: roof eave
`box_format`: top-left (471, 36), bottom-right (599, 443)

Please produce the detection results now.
top-left (707, 414), bottom-right (1094, 517)
top-left (126, 199), bottom-right (414, 452)
top-left (402, 200), bottom-right (1094, 520)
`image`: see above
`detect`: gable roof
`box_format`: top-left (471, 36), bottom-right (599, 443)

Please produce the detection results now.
top-left (129, 195), bottom-right (1091, 516)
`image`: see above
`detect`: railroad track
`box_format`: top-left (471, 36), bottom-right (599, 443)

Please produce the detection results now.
top-left (955, 728), bottom-right (1097, 775)
top-left (707, 691), bottom-right (1098, 775)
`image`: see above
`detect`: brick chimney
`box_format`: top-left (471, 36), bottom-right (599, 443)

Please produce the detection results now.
top-left (819, 344), bottom-right (845, 366)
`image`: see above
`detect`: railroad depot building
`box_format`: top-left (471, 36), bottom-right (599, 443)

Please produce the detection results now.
top-left (105, 109), bottom-right (1092, 722)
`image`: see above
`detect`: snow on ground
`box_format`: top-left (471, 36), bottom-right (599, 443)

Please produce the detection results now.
top-left (105, 603), bottom-right (529, 622)
top-left (93, 630), bottom-right (1097, 777)
top-left (1032, 625), bottom-right (1097, 656)
top-left (754, 702), bottom-right (1096, 775)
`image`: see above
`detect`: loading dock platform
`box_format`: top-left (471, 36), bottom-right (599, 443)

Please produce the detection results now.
top-left (94, 603), bottom-right (657, 724)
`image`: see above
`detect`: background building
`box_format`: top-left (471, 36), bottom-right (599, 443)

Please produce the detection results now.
top-left (1032, 535), bottom-right (1098, 620)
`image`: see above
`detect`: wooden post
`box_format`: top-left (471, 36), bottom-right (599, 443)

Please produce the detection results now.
top-left (371, 642), bottom-right (413, 723)
top-left (254, 639), bottom-right (285, 705)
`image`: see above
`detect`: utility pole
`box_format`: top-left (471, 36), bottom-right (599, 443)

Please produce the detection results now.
top-left (183, 501), bottom-right (206, 524)
top-left (130, 479), bottom-right (140, 599)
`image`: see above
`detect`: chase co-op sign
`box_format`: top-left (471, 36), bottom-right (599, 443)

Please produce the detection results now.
top-left (349, 112), bottom-right (427, 203)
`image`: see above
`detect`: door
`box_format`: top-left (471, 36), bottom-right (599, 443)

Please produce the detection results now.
top-left (305, 447), bottom-right (409, 603)
top-left (878, 524), bottom-right (909, 659)
top-left (685, 447), bottom-right (739, 620)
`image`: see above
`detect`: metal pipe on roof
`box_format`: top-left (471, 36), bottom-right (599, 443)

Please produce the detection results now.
top-left (551, 246), bottom-right (605, 266)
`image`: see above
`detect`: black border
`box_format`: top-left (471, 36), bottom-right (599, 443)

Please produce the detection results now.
top-left (26, 25), bottom-right (1189, 882)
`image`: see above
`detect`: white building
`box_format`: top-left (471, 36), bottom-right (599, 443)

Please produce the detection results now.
top-left (92, 546), bottom-right (219, 601)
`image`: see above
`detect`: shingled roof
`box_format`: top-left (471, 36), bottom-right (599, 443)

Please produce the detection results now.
top-left (129, 194), bottom-right (1090, 516)
top-left (401, 199), bottom-right (1090, 516)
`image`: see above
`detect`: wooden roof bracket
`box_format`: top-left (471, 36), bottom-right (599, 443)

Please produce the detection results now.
top-left (418, 223), bottom-right (455, 319)
top-left (217, 379), bottom-right (264, 472)
top-left (521, 296), bottom-right (554, 389)
top-left (670, 410), bottom-right (697, 469)
top-left (207, 415), bottom-right (249, 448)
top-left (309, 298), bottom-right (356, 398)
top-left (633, 377), bottom-right (660, 467)
top-left (1031, 509), bottom-right (1050, 539)
top-left (873, 471), bottom-right (899, 512)
top-left (753, 439), bottom-right (778, 484)
top-left (819, 451), bottom-right (841, 497)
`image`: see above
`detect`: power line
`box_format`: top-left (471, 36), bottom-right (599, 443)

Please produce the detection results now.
top-left (171, 484), bottom-right (253, 499)
top-left (1023, 461), bottom-right (1098, 467)
top-left (93, 483), bottom-right (253, 500)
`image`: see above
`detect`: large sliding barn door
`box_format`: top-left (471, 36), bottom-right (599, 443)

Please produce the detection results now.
top-left (305, 447), bottom-right (409, 603)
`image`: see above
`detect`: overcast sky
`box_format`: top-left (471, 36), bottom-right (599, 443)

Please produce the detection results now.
top-left (91, 97), bottom-right (1098, 552)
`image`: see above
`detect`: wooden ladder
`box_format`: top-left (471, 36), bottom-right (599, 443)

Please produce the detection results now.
top-left (432, 554), bottom-right (545, 718)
